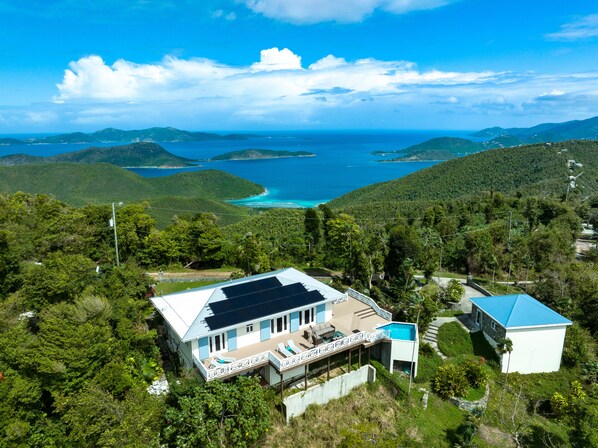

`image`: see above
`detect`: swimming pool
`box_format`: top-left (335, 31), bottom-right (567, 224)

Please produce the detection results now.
top-left (378, 323), bottom-right (417, 341)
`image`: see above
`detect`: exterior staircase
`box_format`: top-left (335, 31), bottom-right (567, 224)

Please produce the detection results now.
top-left (423, 320), bottom-right (447, 360)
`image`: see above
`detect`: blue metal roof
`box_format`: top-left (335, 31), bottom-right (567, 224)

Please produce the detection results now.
top-left (470, 294), bottom-right (572, 328)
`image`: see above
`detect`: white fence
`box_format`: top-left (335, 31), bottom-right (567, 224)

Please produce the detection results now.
top-left (194, 351), bottom-right (271, 381)
top-left (347, 288), bottom-right (393, 321)
top-left (196, 328), bottom-right (392, 381)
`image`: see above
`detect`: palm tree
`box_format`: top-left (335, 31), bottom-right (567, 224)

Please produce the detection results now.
top-left (497, 337), bottom-right (513, 406)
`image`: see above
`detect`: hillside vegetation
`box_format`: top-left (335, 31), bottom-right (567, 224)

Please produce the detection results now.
top-left (330, 140), bottom-right (598, 212)
top-left (0, 142), bottom-right (196, 167)
top-left (473, 115), bottom-right (598, 140)
top-left (377, 115), bottom-right (598, 161)
top-left (1, 126), bottom-right (259, 144)
top-left (0, 164), bottom-right (263, 225)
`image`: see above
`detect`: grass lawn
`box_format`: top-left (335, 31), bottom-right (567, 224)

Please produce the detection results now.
top-left (438, 309), bottom-right (465, 318)
top-left (156, 280), bottom-right (221, 295)
top-left (437, 322), bottom-right (499, 365)
top-left (415, 347), bottom-right (444, 384)
top-left (437, 322), bottom-right (474, 358)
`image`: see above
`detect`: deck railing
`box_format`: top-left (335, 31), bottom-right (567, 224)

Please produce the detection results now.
top-left (346, 288), bottom-right (393, 321)
top-left (194, 351), bottom-right (271, 381)
top-left (196, 328), bottom-right (394, 381)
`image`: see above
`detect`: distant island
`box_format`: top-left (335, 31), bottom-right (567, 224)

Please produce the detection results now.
top-left (0, 126), bottom-right (260, 145)
top-left (374, 115), bottom-right (598, 162)
top-left (0, 142), bottom-right (196, 168)
top-left (210, 149), bottom-right (315, 161)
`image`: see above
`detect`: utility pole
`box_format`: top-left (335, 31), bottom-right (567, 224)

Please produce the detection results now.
top-left (111, 202), bottom-right (121, 267)
top-left (506, 211), bottom-right (512, 284)
top-left (408, 302), bottom-right (420, 397)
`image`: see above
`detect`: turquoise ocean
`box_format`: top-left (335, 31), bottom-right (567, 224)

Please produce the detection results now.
top-left (0, 130), bottom-right (469, 207)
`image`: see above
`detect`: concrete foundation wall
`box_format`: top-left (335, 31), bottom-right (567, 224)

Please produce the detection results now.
top-left (283, 365), bottom-right (376, 423)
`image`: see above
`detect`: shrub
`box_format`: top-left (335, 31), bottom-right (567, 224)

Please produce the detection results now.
top-left (431, 363), bottom-right (468, 399)
top-left (419, 342), bottom-right (435, 357)
top-left (562, 323), bottom-right (592, 367)
top-left (462, 359), bottom-right (488, 389)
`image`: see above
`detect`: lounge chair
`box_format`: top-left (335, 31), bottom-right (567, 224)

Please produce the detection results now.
top-left (287, 339), bottom-right (302, 354)
top-left (277, 342), bottom-right (294, 357)
top-left (211, 359), bottom-right (224, 368)
top-left (216, 353), bottom-right (236, 363)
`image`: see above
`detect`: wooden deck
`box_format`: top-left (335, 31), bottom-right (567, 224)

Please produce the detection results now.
top-left (202, 296), bottom-right (390, 372)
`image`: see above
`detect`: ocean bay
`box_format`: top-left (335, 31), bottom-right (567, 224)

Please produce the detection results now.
top-left (0, 130), bottom-right (465, 207)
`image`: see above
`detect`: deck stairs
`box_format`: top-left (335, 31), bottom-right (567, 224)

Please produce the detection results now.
top-left (423, 321), bottom-right (447, 360)
top-left (351, 308), bottom-right (378, 331)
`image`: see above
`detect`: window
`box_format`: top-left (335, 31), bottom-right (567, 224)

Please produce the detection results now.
top-left (209, 333), bottom-right (227, 353)
top-left (271, 315), bottom-right (288, 334)
top-left (490, 321), bottom-right (497, 331)
top-left (246, 323), bottom-right (253, 333)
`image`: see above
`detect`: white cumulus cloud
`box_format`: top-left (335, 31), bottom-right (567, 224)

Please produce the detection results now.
top-left (239, 0), bottom-right (455, 24)
top-left (251, 47), bottom-right (302, 71)
top-left (47, 48), bottom-right (598, 130)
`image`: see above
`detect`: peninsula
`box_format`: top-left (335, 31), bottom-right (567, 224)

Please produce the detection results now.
top-left (374, 115), bottom-right (598, 162)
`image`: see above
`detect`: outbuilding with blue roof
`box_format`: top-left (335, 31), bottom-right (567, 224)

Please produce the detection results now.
top-left (470, 294), bottom-right (572, 374)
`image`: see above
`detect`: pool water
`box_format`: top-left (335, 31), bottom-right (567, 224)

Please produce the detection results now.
top-left (378, 323), bottom-right (416, 341)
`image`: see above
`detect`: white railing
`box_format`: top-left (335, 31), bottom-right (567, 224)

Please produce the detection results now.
top-left (195, 329), bottom-right (393, 381)
top-left (346, 288), bottom-right (393, 321)
top-left (278, 329), bottom-right (389, 371)
top-left (332, 294), bottom-right (348, 304)
top-left (195, 351), bottom-right (271, 381)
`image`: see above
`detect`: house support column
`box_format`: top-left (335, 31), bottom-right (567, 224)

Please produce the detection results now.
top-left (327, 357), bottom-right (330, 381)
top-left (304, 364), bottom-right (308, 390)
top-left (279, 371), bottom-right (283, 401)
top-left (348, 349), bottom-right (352, 372)
top-left (368, 347), bottom-right (371, 364)
top-left (358, 345), bottom-right (362, 368)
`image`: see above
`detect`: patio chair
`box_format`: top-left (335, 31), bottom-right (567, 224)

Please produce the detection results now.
top-left (287, 339), bottom-right (302, 354)
top-left (216, 353), bottom-right (236, 363)
top-left (277, 342), bottom-right (294, 357)
top-left (211, 359), bottom-right (224, 368)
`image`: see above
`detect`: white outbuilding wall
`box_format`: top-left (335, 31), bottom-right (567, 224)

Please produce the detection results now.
top-left (502, 325), bottom-right (568, 374)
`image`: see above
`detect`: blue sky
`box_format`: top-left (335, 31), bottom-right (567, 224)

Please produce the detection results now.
top-left (1, 0), bottom-right (597, 132)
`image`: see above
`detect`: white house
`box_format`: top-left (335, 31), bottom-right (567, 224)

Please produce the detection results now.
top-left (470, 294), bottom-right (572, 374)
top-left (151, 268), bottom-right (418, 384)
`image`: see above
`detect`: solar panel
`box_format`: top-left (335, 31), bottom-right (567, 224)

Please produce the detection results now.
top-left (205, 286), bottom-right (325, 331)
top-left (222, 277), bottom-right (282, 299)
top-left (210, 283), bottom-right (306, 314)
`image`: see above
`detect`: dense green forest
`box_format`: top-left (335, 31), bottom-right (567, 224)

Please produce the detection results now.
top-left (331, 140), bottom-right (598, 215)
top-left (0, 142), bottom-right (196, 167)
top-left (0, 165), bottom-right (263, 226)
top-left (1, 136), bottom-right (597, 446)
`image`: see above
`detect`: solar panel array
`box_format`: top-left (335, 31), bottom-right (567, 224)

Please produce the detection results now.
top-left (205, 278), bottom-right (325, 331)
top-left (221, 277), bottom-right (282, 299)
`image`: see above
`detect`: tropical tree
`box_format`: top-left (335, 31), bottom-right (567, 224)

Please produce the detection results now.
top-left (497, 337), bottom-right (513, 405)
top-left (162, 376), bottom-right (270, 448)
